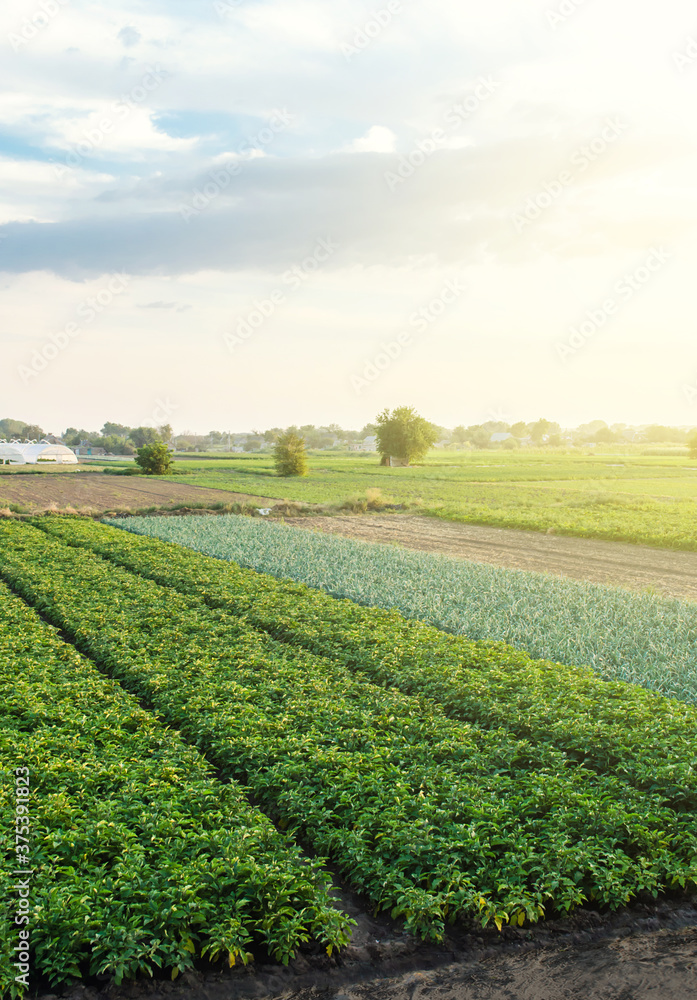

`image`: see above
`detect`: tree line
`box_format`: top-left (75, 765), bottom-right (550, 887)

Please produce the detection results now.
top-left (2, 414), bottom-right (696, 466)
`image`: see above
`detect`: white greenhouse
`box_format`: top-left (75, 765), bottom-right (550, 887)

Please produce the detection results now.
top-left (0, 440), bottom-right (78, 466)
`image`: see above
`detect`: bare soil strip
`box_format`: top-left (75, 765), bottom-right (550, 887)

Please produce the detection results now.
top-left (0, 474), bottom-right (277, 512)
top-left (282, 513), bottom-right (697, 602)
top-left (53, 897), bottom-right (697, 1000)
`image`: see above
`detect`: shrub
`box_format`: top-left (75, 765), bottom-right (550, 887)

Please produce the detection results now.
top-left (135, 442), bottom-right (173, 475)
top-left (274, 430), bottom-right (308, 477)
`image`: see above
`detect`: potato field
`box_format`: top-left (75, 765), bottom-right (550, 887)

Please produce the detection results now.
top-left (2, 515), bottom-right (696, 998)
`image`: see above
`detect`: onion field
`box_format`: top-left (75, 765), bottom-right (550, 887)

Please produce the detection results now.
top-left (2, 515), bottom-right (696, 996)
top-left (104, 513), bottom-right (697, 704)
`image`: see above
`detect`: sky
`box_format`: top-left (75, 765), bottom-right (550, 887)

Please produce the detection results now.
top-left (2, 0), bottom-right (697, 434)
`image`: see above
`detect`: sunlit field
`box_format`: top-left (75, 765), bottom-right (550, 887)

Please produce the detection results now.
top-left (152, 449), bottom-right (697, 550)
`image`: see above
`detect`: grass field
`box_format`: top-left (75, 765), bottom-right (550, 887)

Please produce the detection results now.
top-left (1, 515), bottom-right (696, 994)
top-left (155, 450), bottom-right (697, 550)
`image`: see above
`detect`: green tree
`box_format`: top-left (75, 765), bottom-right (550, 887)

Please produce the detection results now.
top-left (274, 428), bottom-right (308, 476)
top-left (101, 435), bottom-right (135, 455)
top-left (452, 425), bottom-right (469, 447)
top-left (529, 418), bottom-right (560, 444)
top-left (102, 422), bottom-right (132, 438)
top-left (593, 426), bottom-right (617, 444)
top-left (129, 426), bottom-right (161, 449)
top-left (0, 418), bottom-right (28, 439)
top-left (63, 427), bottom-right (96, 446)
top-left (22, 424), bottom-right (45, 439)
top-left (465, 424), bottom-right (492, 449)
top-left (688, 432), bottom-right (697, 459)
top-left (135, 442), bottom-right (173, 475)
top-left (644, 424), bottom-right (685, 444)
top-left (375, 406), bottom-right (438, 466)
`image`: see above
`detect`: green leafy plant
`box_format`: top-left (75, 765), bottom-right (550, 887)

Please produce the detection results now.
top-left (0, 575), bottom-right (350, 997)
top-left (273, 429), bottom-right (307, 477)
top-left (92, 512), bottom-right (697, 705)
top-left (2, 519), bottom-right (696, 949)
top-left (135, 442), bottom-right (173, 475)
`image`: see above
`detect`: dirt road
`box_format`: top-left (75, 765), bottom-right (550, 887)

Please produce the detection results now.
top-left (282, 513), bottom-right (697, 602)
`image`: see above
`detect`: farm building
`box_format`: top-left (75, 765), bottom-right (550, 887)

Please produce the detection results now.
top-left (0, 440), bottom-right (78, 465)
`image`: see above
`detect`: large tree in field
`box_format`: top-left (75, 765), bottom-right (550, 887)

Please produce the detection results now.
top-left (375, 406), bottom-right (438, 466)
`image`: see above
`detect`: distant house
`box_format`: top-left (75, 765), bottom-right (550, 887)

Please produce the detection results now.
top-left (490, 432), bottom-right (512, 444)
top-left (360, 435), bottom-right (378, 451)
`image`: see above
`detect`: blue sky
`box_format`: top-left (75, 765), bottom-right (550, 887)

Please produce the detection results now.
top-left (2, 0), bottom-right (697, 433)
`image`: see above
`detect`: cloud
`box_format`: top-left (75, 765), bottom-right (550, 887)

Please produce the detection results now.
top-left (138, 300), bottom-right (191, 311)
top-left (117, 26), bottom-right (142, 48)
top-left (344, 126), bottom-right (397, 153)
top-left (0, 130), bottom-right (693, 279)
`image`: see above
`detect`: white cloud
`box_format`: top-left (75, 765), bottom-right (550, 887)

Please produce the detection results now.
top-left (344, 126), bottom-right (397, 153)
top-left (2, 0), bottom-right (697, 429)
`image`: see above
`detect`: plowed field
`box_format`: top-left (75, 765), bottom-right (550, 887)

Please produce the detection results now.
top-left (0, 473), bottom-right (275, 512)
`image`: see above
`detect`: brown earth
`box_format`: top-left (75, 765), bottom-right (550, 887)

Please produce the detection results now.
top-left (51, 895), bottom-right (697, 1000)
top-left (0, 473), bottom-right (277, 513)
top-left (281, 513), bottom-right (697, 602)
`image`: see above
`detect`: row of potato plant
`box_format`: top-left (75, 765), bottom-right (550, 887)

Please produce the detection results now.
top-left (35, 516), bottom-right (697, 809)
top-left (105, 511), bottom-right (697, 703)
top-left (0, 577), bottom-right (351, 998)
top-left (1, 521), bottom-right (695, 941)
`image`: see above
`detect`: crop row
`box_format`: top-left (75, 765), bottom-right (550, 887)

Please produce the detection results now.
top-left (36, 516), bottom-right (697, 805)
top-left (0, 576), bottom-right (350, 997)
top-left (1, 521), bottom-right (695, 939)
top-left (98, 512), bottom-right (697, 704)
